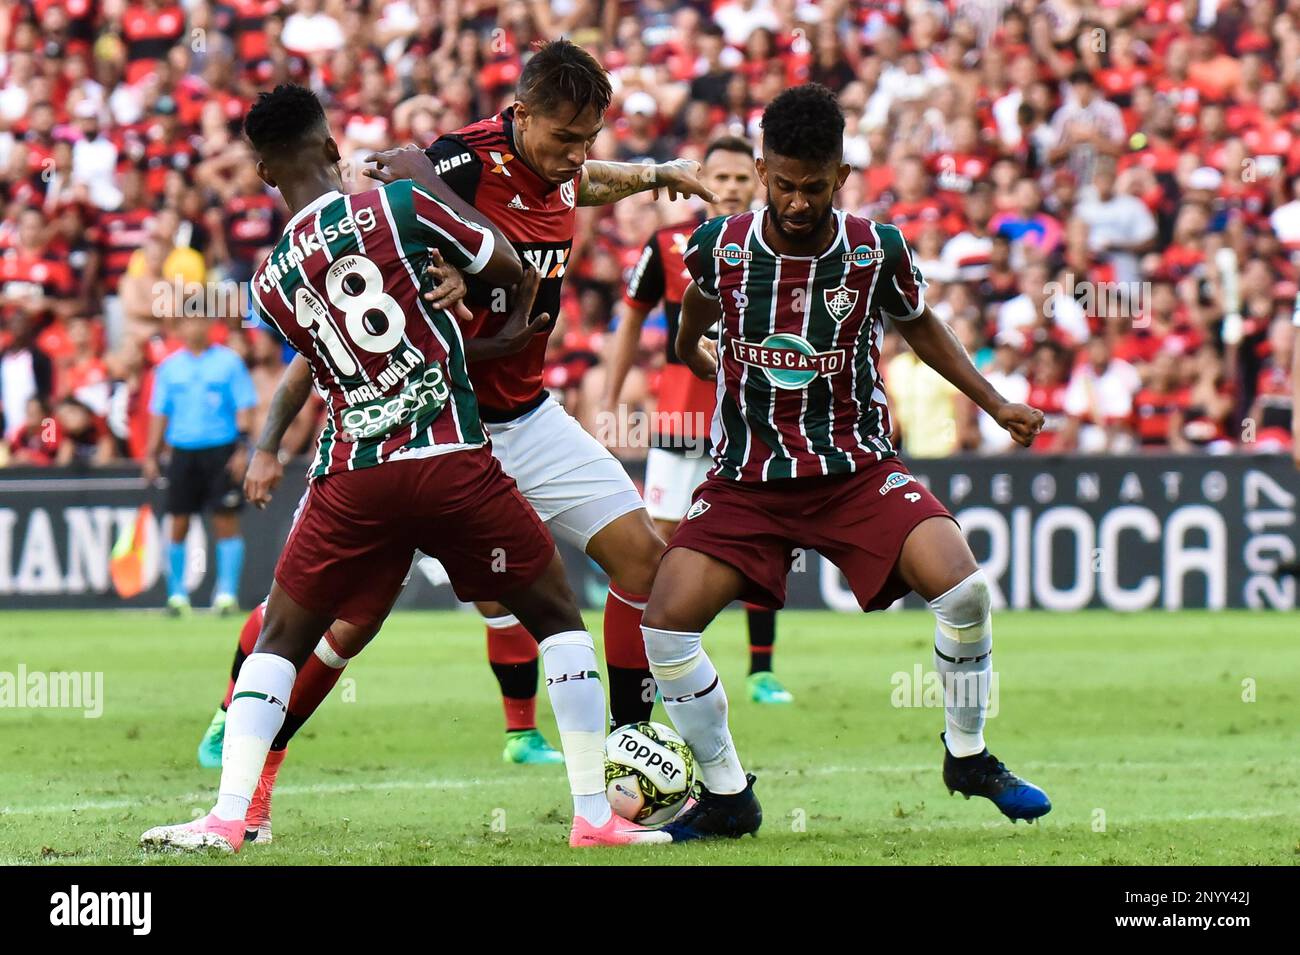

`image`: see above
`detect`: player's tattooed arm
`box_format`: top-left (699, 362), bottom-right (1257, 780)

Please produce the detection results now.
top-left (578, 159), bottom-right (719, 206)
top-left (244, 355), bottom-right (312, 508)
top-left (894, 307), bottom-right (1045, 448)
top-left (676, 282), bottom-right (723, 382)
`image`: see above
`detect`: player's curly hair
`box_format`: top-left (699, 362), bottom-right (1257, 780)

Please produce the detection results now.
top-left (243, 83), bottom-right (327, 157)
top-left (760, 83), bottom-right (844, 164)
top-left (518, 39), bottom-right (612, 119)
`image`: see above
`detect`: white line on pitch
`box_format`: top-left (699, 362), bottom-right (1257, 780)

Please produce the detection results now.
top-left (1, 758), bottom-right (1285, 817)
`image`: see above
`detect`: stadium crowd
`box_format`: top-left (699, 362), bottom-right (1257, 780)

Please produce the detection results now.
top-left (2, 0), bottom-right (1299, 468)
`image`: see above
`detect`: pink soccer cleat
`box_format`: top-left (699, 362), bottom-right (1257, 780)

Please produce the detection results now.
top-left (569, 813), bottom-right (672, 847)
top-left (244, 749), bottom-right (286, 845)
top-left (140, 813), bottom-right (246, 854)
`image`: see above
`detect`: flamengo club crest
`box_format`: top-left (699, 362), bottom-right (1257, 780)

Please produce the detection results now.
top-left (731, 333), bottom-right (845, 389)
top-left (824, 284), bottom-right (858, 322)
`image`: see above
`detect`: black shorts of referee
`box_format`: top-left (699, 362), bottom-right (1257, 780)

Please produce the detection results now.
top-left (165, 442), bottom-right (244, 516)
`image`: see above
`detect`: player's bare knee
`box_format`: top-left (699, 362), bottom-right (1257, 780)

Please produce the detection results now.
top-left (328, 619), bottom-right (376, 657)
top-left (641, 594), bottom-right (701, 637)
top-left (475, 600), bottom-right (509, 619)
top-left (928, 569), bottom-right (992, 645)
top-left (606, 534), bottom-right (665, 596)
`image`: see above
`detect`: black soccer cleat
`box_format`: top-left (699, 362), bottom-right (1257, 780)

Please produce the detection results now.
top-left (941, 733), bottom-right (1051, 823)
top-left (663, 774), bottom-right (762, 842)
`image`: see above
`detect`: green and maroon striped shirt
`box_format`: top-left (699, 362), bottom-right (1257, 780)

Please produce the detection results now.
top-left (682, 208), bottom-right (926, 482)
top-left (251, 181), bottom-right (494, 479)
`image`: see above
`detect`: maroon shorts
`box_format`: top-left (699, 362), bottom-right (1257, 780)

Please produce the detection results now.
top-left (666, 457), bottom-right (953, 611)
top-left (275, 448), bottom-right (555, 628)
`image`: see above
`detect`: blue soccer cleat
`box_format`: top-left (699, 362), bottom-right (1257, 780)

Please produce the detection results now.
top-left (196, 707), bottom-right (226, 768)
top-left (746, 671), bottom-right (794, 705)
top-left (941, 733), bottom-right (1051, 823)
top-left (663, 774), bottom-right (762, 842)
top-left (502, 728), bottom-right (565, 765)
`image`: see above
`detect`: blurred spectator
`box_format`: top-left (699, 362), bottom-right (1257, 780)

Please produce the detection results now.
top-left (996, 262), bottom-right (1090, 350)
top-left (53, 395), bottom-right (116, 465)
top-left (1133, 352), bottom-right (1192, 452)
top-left (1063, 336), bottom-right (1142, 453)
top-left (1248, 316), bottom-right (1294, 450)
top-left (7, 395), bottom-right (59, 465)
top-left (1048, 68), bottom-right (1126, 187)
top-left (885, 339), bottom-right (961, 459)
top-left (1, 0), bottom-right (1298, 471)
top-left (1, 314), bottom-right (53, 440)
top-left (1074, 159), bottom-right (1158, 286)
top-left (979, 337), bottom-right (1031, 454)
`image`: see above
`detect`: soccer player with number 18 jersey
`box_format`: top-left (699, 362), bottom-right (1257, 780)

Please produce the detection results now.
top-left (638, 85), bottom-right (1054, 842)
top-left (141, 85), bottom-right (668, 852)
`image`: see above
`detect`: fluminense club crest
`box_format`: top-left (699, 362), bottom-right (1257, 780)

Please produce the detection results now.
top-left (824, 284), bottom-right (859, 322)
top-left (686, 499), bottom-right (711, 520)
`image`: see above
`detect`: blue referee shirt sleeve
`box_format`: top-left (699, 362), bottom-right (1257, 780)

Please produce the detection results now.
top-left (148, 362), bottom-right (173, 417)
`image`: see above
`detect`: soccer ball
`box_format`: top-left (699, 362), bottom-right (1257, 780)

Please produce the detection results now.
top-left (604, 721), bottom-right (697, 825)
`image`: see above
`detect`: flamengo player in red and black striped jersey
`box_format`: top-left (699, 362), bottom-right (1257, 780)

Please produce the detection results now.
top-left (360, 39), bottom-right (721, 745)
top-left (142, 84), bottom-right (670, 853)
top-left (639, 85), bottom-right (1053, 842)
top-left (602, 135), bottom-right (792, 706)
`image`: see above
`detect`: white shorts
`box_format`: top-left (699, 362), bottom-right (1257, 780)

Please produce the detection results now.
top-left (485, 395), bottom-right (645, 550)
top-left (643, 447), bottom-right (713, 523)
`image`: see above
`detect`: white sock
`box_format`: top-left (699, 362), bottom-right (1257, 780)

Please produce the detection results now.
top-left (213, 652), bottom-right (296, 821)
top-left (643, 626), bottom-right (746, 795)
top-left (538, 631), bottom-right (610, 826)
top-left (929, 571), bottom-right (993, 758)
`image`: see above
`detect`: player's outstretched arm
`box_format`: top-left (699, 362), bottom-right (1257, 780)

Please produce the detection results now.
top-left (676, 282), bottom-right (722, 382)
top-left (602, 299), bottom-right (653, 415)
top-left (244, 354), bottom-right (312, 508)
top-left (364, 145), bottom-right (522, 286)
top-left (578, 158), bottom-right (719, 206)
top-left (894, 306), bottom-right (1044, 448)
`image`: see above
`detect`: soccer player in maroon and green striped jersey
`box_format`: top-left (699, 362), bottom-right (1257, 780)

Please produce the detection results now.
top-left (640, 85), bottom-right (1053, 841)
top-left (142, 85), bottom-right (669, 852)
top-left (602, 135), bottom-right (791, 706)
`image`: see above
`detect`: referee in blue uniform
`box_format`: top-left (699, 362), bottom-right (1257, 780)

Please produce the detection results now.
top-left (144, 312), bottom-right (258, 616)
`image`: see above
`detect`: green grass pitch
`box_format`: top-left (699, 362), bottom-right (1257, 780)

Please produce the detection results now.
top-left (1, 609), bottom-right (1296, 865)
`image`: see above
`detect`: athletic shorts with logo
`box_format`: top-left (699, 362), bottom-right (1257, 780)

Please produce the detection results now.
top-left (667, 457), bottom-right (953, 611)
top-left (273, 448), bottom-right (555, 629)
top-left (484, 394), bottom-right (643, 549)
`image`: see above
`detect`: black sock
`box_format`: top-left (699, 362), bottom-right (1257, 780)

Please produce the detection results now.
top-left (228, 646), bottom-right (249, 696)
top-left (606, 664), bottom-right (655, 728)
top-left (747, 608), bottom-right (776, 674)
top-left (271, 713), bottom-right (306, 751)
top-left (490, 660), bottom-right (539, 705)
